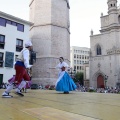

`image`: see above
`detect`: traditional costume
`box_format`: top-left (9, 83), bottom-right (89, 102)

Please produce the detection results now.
top-left (2, 41), bottom-right (32, 97)
top-left (21, 81), bottom-right (32, 93)
top-left (55, 61), bottom-right (76, 93)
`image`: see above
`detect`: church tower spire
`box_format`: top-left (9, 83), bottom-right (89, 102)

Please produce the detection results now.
top-left (107, 0), bottom-right (117, 14)
top-left (107, 0), bottom-right (118, 26)
top-left (100, 0), bottom-right (119, 33)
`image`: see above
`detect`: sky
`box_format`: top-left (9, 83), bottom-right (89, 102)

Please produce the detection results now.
top-left (0, 0), bottom-right (120, 48)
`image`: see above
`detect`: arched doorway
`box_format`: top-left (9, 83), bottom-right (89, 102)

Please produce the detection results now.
top-left (97, 75), bottom-right (104, 88)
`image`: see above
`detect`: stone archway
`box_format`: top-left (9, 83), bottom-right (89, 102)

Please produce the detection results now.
top-left (97, 75), bottom-right (104, 88)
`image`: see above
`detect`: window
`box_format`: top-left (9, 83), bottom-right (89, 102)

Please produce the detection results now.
top-left (0, 35), bottom-right (5, 49)
top-left (6, 20), bottom-right (12, 24)
top-left (96, 45), bottom-right (101, 55)
top-left (74, 60), bottom-right (76, 64)
top-left (0, 52), bottom-right (4, 67)
top-left (82, 55), bottom-right (84, 59)
top-left (0, 17), bottom-right (24, 32)
top-left (74, 66), bottom-right (76, 70)
top-left (16, 39), bottom-right (23, 52)
top-left (74, 54), bottom-right (76, 58)
top-left (17, 23), bottom-right (24, 32)
top-left (0, 17), bottom-right (6, 27)
top-left (80, 66), bottom-right (81, 70)
top-left (12, 21), bottom-right (17, 26)
top-left (80, 55), bottom-right (81, 59)
top-left (118, 15), bottom-right (120, 24)
top-left (77, 55), bottom-right (79, 59)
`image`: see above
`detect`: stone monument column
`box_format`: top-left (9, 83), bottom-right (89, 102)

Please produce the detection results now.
top-left (29, 0), bottom-right (70, 85)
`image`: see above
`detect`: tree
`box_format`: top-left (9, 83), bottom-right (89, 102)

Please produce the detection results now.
top-left (74, 72), bottom-right (84, 85)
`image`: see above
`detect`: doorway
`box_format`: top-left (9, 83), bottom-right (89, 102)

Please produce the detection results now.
top-left (97, 75), bottom-right (104, 88)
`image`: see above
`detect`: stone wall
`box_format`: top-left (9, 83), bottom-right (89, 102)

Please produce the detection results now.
top-left (29, 0), bottom-right (70, 85)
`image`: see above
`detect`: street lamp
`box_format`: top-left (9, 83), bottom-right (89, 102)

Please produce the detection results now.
top-left (104, 75), bottom-right (108, 89)
top-left (68, 68), bottom-right (76, 79)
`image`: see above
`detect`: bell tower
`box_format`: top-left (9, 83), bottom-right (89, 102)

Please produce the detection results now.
top-left (29, 0), bottom-right (70, 85)
top-left (107, 0), bottom-right (118, 25)
top-left (108, 0), bottom-right (117, 13)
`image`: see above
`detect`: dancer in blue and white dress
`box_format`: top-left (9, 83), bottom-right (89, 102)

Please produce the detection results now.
top-left (55, 57), bottom-right (76, 94)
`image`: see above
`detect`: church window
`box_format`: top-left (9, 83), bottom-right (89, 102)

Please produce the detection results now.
top-left (118, 15), bottom-right (120, 24)
top-left (96, 45), bottom-right (101, 55)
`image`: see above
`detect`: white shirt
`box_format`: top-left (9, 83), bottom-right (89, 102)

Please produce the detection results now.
top-left (56, 61), bottom-right (69, 72)
top-left (17, 48), bottom-right (31, 68)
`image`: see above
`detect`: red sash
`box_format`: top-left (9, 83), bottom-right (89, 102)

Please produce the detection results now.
top-left (61, 67), bottom-right (65, 71)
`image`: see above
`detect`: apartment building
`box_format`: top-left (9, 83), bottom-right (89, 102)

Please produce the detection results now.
top-left (0, 11), bottom-right (33, 84)
top-left (70, 46), bottom-right (90, 72)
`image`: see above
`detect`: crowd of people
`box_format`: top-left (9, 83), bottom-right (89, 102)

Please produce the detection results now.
top-left (1, 82), bottom-right (120, 94)
top-left (76, 83), bottom-right (120, 94)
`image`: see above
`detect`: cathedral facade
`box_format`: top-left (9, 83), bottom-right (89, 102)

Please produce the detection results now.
top-left (90, 0), bottom-right (120, 88)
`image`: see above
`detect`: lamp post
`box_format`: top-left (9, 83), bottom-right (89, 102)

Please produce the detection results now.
top-left (68, 68), bottom-right (76, 79)
top-left (104, 75), bottom-right (108, 89)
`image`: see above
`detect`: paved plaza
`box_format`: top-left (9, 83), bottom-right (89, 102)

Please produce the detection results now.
top-left (0, 89), bottom-right (120, 120)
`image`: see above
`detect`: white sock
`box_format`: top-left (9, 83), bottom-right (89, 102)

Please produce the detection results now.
top-left (16, 81), bottom-right (26, 92)
top-left (5, 83), bottom-right (14, 93)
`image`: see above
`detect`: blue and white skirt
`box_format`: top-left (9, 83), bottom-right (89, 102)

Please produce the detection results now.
top-left (55, 71), bottom-right (76, 92)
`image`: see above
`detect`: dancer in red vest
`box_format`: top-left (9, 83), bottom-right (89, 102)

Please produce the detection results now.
top-left (2, 41), bottom-right (33, 98)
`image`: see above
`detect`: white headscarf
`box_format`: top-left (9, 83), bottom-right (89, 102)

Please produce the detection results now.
top-left (25, 41), bottom-right (32, 47)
